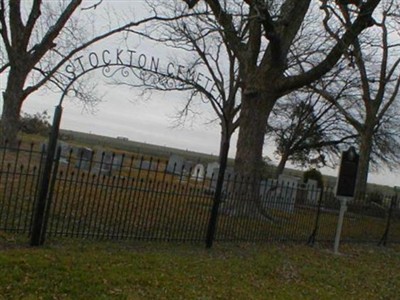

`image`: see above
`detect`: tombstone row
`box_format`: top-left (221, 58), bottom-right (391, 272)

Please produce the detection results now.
top-left (55, 142), bottom-right (123, 174)
top-left (54, 144), bottom-right (322, 212)
top-left (166, 154), bottom-right (223, 180)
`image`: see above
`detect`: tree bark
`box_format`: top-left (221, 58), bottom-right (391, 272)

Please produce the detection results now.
top-left (234, 90), bottom-right (276, 179)
top-left (1, 92), bottom-right (23, 147)
top-left (275, 150), bottom-right (290, 178)
top-left (1, 70), bottom-right (26, 147)
top-left (230, 90), bottom-right (278, 218)
top-left (354, 128), bottom-right (374, 202)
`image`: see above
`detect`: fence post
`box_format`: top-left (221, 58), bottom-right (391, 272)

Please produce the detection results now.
top-left (30, 105), bottom-right (62, 246)
top-left (378, 195), bottom-right (396, 246)
top-left (307, 186), bottom-right (324, 246)
top-left (205, 139), bottom-right (230, 248)
top-left (39, 146), bottom-right (61, 245)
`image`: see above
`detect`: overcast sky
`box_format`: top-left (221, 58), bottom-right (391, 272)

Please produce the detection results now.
top-left (0, 0), bottom-right (399, 188)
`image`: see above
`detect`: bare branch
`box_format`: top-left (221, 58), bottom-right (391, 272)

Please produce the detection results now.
top-left (24, 0), bottom-right (42, 45)
top-left (0, 0), bottom-right (12, 54)
top-left (81, 0), bottom-right (103, 11)
top-left (280, 0), bottom-right (381, 94)
top-left (29, 0), bottom-right (83, 68)
top-left (23, 13), bottom-right (195, 97)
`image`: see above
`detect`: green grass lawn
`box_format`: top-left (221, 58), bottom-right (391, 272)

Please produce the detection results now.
top-left (0, 235), bottom-right (399, 299)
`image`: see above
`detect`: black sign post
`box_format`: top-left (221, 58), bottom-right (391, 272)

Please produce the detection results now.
top-left (334, 146), bottom-right (359, 254)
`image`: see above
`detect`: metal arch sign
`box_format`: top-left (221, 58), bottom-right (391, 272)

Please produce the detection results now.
top-left (31, 47), bottom-right (222, 246)
top-left (62, 47), bottom-right (221, 99)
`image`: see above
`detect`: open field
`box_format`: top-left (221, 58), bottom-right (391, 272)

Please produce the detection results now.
top-left (57, 129), bottom-right (223, 164)
top-left (0, 237), bottom-right (399, 299)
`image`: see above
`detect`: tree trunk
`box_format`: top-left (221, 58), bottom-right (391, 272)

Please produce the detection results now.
top-left (234, 91), bottom-right (276, 178)
top-left (1, 90), bottom-right (24, 147)
top-left (354, 129), bottom-right (373, 202)
top-left (1, 68), bottom-right (26, 147)
top-left (232, 90), bottom-right (277, 218)
top-left (275, 151), bottom-right (290, 178)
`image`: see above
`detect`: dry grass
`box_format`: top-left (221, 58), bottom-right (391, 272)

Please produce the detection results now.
top-left (0, 238), bottom-right (399, 299)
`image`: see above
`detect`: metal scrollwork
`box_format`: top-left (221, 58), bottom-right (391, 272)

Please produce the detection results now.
top-left (102, 65), bottom-right (134, 78)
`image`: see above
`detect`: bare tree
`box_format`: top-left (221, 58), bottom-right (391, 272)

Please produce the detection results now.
top-left (267, 91), bottom-right (357, 177)
top-left (183, 0), bottom-right (382, 181)
top-left (313, 0), bottom-right (400, 199)
top-left (118, 0), bottom-right (241, 176)
top-left (0, 0), bottom-right (186, 145)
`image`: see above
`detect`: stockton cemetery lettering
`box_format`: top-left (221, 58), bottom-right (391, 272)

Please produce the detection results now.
top-left (64, 47), bottom-right (220, 100)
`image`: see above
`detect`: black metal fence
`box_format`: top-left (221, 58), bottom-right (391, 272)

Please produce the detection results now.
top-left (0, 141), bottom-right (399, 246)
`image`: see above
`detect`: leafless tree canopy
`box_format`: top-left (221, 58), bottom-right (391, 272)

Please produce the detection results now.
top-left (115, 0), bottom-right (243, 162)
top-left (177, 0), bottom-right (383, 183)
top-left (312, 0), bottom-right (400, 197)
top-left (267, 90), bottom-right (357, 176)
top-left (0, 0), bottom-right (192, 144)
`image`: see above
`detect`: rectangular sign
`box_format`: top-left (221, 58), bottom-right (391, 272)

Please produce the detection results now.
top-left (336, 147), bottom-right (359, 197)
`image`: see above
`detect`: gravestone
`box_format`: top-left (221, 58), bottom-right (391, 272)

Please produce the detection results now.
top-left (75, 147), bottom-right (93, 171)
top-left (206, 162), bottom-right (219, 179)
top-left (135, 160), bottom-right (157, 171)
top-left (92, 150), bottom-right (112, 174)
top-left (112, 154), bottom-right (123, 171)
top-left (191, 163), bottom-right (205, 180)
top-left (92, 148), bottom-right (104, 174)
top-left (260, 178), bottom-right (277, 201)
top-left (184, 160), bottom-right (195, 175)
top-left (57, 141), bottom-right (71, 164)
top-left (260, 175), bottom-right (300, 213)
top-left (91, 150), bottom-right (123, 175)
top-left (305, 179), bottom-right (321, 204)
top-left (166, 154), bottom-right (185, 175)
top-left (57, 141), bottom-right (71, 156)
top-left (209, 167), bottom-right (235, 191)
top-left (102, 152), bottom-right (114, 173)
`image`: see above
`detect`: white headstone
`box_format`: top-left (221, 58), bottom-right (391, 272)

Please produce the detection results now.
top-left (191, 164), bottom-right (205, 180)
top-left (57, 141), bottom-right (71, 158)
top-left (260, 175), bottom-right (300, 213)
top-left (75, 147), bottom-right (93, 170)
top-left (306, 179), bottom-right (320, 204)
